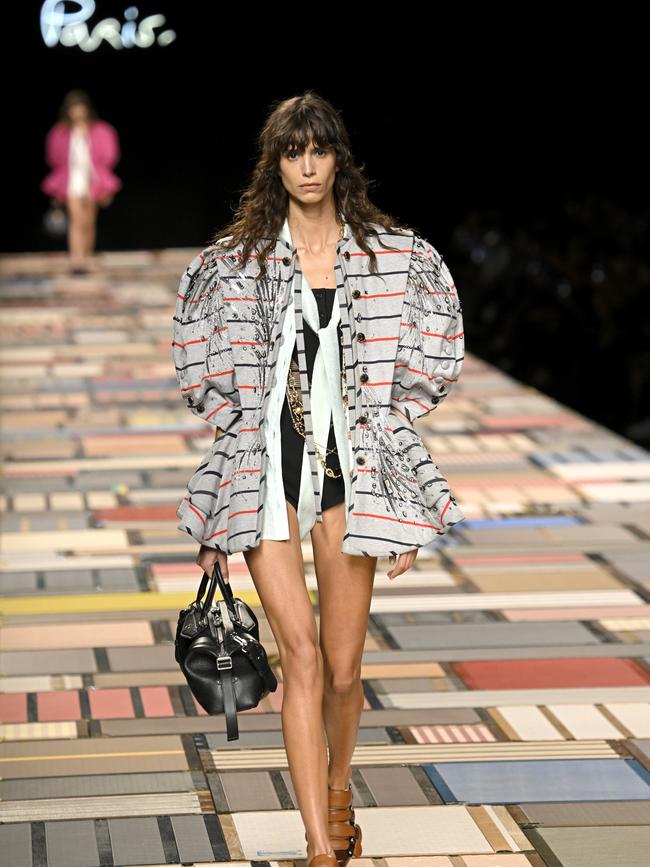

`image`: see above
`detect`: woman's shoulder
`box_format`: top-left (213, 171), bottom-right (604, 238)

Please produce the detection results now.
top-left (411, 232), bottom-right (447, 265)
top-left (47, 121), bottom-right (68, 136)
top-left (372, 220), bottom-right (414, 237)
top-left (200, 235), bottom-right (239, 267)
top-left (89, 119), bottom-right (119, 139)
top-left (367, 221), bottom-right (418, 256)
top-left (181, 237), bottom-right (235, 282)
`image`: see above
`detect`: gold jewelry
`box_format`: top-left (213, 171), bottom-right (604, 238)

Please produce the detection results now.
top-left (285, 343), bottom-right (347, 479)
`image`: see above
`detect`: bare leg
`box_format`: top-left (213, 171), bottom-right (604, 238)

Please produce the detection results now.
top-left (310, 501), bottom-right (377, 789)
top-left (243, 501), bottom-right (334, 862)
top-left (65, 195), bottom-right (87, 265)
top-left (82, 196), bottom-right (98, 259)
top-left (65, 195), bottom-right (98, 267)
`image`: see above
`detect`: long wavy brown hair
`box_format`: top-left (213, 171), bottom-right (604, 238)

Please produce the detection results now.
top-left (210, 91), bottom-right (418, 280)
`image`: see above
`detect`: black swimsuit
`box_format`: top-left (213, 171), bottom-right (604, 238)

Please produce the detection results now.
top-left (280, 287), bottom-right (346, 514)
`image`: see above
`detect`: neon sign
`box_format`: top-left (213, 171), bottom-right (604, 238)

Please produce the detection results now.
top-left (40, 1), bottom-right (176, 51)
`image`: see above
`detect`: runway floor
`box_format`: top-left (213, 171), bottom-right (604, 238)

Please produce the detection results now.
top-left (1, 249), bottom-right (649, 866)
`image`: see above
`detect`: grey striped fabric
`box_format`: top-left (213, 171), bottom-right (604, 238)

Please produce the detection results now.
top-left (171, 220), bottom-right (466, 558)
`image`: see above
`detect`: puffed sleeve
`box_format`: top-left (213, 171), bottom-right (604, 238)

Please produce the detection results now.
top-left (44, 125), bottom-right (60, 169)
top-left (391, 236), bottom-right (465, 425)
top-left (103, 122), bottom-right (121, 167)
top-left (172, 246), bottom-right (242, 432)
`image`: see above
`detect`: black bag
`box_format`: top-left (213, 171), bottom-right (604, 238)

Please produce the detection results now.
top-left (42, 200), bottom-right (68, 239)
top-left (174, 561), bottom-right (278, 741)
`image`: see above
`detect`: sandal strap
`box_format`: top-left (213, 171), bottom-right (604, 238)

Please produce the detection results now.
top-left (331, 826), bottom-right (360, 858)
top-left (328, 820), bottom-right (357, 838)
top-left (328, 805), bottom-right (354, 820)
top-left (327, 788), bottom-right (353, 809)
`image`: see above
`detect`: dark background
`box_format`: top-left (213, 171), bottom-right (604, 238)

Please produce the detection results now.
top-left (5, 6), bottom-right (649, 445)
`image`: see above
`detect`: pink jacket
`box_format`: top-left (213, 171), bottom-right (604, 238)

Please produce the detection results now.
top-left (40, 119), bottom-right (123, 203)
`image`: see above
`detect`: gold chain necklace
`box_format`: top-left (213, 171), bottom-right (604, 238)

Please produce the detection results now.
top-left (285, 349), bottom-right (347, 478)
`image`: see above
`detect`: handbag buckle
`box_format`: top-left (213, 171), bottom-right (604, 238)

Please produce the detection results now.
top-left (216, 655), bottom-right (232, 670)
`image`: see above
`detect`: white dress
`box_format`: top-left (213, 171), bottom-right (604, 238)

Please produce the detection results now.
top-left (67, 126), bottom-right (92, 197)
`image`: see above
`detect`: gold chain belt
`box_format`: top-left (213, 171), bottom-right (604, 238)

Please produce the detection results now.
top-left (285, 351), bottom-right (347, 479)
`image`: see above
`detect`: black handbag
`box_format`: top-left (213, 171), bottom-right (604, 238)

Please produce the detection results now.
top-left (174, 561), bottom-right (278, 741)
top-left (42, 200), bottom-right (68, 238)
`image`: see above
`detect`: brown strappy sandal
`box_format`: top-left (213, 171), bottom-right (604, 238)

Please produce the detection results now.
top-left (326, 782), bottom-right (362, 865)
top-left (303, 780), bottom-right (363, 866)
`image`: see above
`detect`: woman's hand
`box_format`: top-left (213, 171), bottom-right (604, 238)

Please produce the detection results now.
top-left (196, 543), bottom-right (230, 583)
top-left (387, 548), bottom-right (418, 579)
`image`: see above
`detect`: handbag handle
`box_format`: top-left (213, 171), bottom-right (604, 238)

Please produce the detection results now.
top-left (198, 561), bottom-right (236, 621)
top-left (191, 561), bottom-right (229, 611)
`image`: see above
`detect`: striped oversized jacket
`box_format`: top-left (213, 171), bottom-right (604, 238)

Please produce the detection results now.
top-left (171, 218), bottom-right (466, 558)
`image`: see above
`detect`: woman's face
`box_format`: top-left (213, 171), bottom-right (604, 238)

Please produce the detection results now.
top-left (278, 135), bottom-right (339, 205)
top-left (68, 102), bottom-right (89, 123)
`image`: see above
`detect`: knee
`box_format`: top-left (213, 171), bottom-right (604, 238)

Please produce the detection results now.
top-left (280, 636), bottom-right (323, 684)
top-left (324, 665), bottom-right (362, 696)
